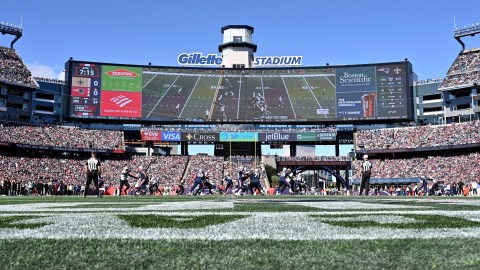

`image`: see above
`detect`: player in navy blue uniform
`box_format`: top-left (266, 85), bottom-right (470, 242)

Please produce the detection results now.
top-left (276, 168), bottom-right (292, 195)
top-left (293, 172), bottom-right (307, 195)
top-left (200, 172), bottom-right (214, 195)
top-left (223, 174), bottom-right (234, 196)
top-left (188, 169), bottom-right (205, 196)
top-left (234, 166), bottom-right (249, 196)
top-left (176, 178), bottom-right (185, 195)
top-left (248, 169), bottom-right (264, 195)
top-left (135, 166), bottom-right (149, 196)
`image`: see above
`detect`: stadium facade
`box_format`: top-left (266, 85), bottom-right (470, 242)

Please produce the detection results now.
top-left (2, 23), bottom-right (480, 192)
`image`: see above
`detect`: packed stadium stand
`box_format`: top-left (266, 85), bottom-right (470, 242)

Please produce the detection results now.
top-left (0, 46), bottom-right (36, 87)
top-left (352, 152), bottom-right (480, 184)
top-left (0, 124), bottom-right (125, 150)
top-left (440, 48), bottom-right (480, 88)
top-left (356, 120), bottom-right (480, 150)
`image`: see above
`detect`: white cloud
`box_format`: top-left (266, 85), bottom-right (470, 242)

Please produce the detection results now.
top-left (26, 61), bottom-right (58, 78)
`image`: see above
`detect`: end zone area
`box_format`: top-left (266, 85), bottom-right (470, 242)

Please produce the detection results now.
top-left (1, 196), bottom-right (480, 269)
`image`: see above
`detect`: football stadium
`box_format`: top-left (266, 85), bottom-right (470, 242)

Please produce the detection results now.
top-left (2, 5), bottom-right (480, 269)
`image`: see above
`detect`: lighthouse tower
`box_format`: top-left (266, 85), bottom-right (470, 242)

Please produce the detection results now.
top-left (218, 25), bottom-right (257, 68)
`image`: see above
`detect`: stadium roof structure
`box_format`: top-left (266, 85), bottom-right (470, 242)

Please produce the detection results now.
top-left (221, 25), bottom-right (254, 34)
top-left (454, 22), bottom-right (480, 50)
top-left (0, 22), bottom-right (22, 49)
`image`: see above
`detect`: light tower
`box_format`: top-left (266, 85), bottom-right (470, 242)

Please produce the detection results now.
top-left (0, 22), bottom-right (22, 49)
top-left (218, 25), bottom-right (257, 68)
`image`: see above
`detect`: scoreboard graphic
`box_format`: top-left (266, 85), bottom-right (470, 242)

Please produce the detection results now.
top-left (70, 64), bottom-right (101, 117)
top-left (66, 61), bottom-right (413, 122)
top-left (70, 63), bottom-right (143, 118)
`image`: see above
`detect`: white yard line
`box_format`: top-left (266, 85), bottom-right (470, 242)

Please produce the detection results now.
top-left (143, 74), bottom-right (158, 88)
top-left (147, 75), bottom-right (180, 118)
top-left (237, 76), bottom-right (242, 119)
top-left (303, 76), bottom-right (327, 118)
top-left (281, 77), bottom-right (297, 119)
top-left (179, 76), bottom-right (201, 118)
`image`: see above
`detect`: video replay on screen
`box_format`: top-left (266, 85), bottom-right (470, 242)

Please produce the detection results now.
top-left (66, 60), bottom-right (413, 123)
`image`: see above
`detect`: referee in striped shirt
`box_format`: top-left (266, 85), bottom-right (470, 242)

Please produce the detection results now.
top-left (84, 152), bottom-right (102, 198)
top-left (359, 154), bottom-right (372, 196)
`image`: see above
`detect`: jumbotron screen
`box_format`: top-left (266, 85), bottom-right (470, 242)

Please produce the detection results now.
top-left (66, 60), bottom-right (413, 123)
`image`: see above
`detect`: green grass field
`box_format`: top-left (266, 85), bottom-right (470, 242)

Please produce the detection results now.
top-left (1, 196), bottom-right (480, 269)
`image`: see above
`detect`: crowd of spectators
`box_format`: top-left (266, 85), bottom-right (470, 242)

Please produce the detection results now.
top-left (0, 124), bottom-right (124, 150)
top-left (0, 46), bottom-right (37, 87)
top-left (440, 49), bottom-right (480, 88)
top-left (0, 154), bottom-right (84, 196)
top-left (440, 72), bottom-right (480, 88)
top-left (356, 120), bottom-right (480, 150)
top-left (352, 152), bottom-right (480, 184)
top-left (446, 49), bottom-right (480, 75)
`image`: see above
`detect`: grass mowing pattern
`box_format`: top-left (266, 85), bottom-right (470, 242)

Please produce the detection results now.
top-left (0, 216), bottom-right (49, 229)
top-left (185, 202), bottom-right (322, 212)
top-left (1, 239), bottom-right (480, 270)
top-left (119, 214), bottom-right (247, 228)
top-left (375, 200), bottom-right (480, 211)
top-left (54, 204), bottom-right (145, 209)
top-left (314, 214), bottom-right (480, 229)
top-left (2, 197), bottom-right (480, 269)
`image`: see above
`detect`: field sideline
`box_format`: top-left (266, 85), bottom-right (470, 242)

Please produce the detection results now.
top-left (1, 196), bottom-right (480, 269)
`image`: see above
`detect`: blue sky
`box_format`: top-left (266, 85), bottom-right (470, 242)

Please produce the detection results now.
top-left (1, 0), bottom-right (479, 79)
top-left (1, 0), bottom-right (480, 155)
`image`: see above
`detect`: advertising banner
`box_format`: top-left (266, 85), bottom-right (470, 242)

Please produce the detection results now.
top-left (161, 131), bottom-right (182, 142)
top-left (296, 132), bottom-right (318, 142)
top-left (182, 132), bottom-right (218, 142)
top-left (141, 131), bottom-right (161, 141)
top-left (219, 132), bottom-right (258, 142)
top-left (258, 132), bottom-right (295, 142)
top-left (335, 66), bottom-right (377, 118)
top-left (100, 91), bottom-right (142, 118)
top-left (317, 131), bottom-right (337, 141)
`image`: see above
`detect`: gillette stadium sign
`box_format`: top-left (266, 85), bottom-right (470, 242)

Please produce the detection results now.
top-left (178, 53), bottom-right (302, 66)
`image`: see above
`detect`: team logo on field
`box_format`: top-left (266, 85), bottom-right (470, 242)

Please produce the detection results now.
top-left (104, 69), bottom-right (139, 78)
top-left (110, 95), bottom-right (133, 108)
